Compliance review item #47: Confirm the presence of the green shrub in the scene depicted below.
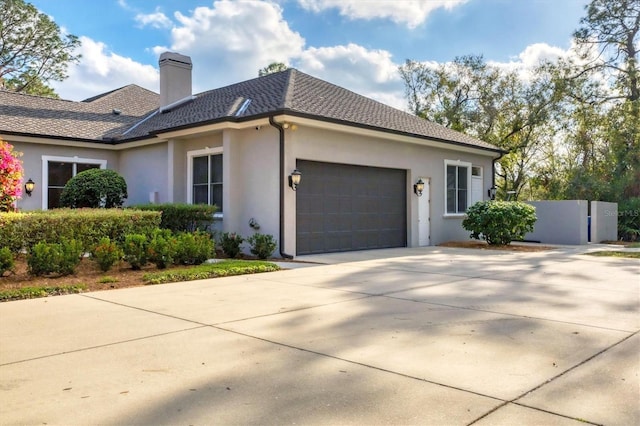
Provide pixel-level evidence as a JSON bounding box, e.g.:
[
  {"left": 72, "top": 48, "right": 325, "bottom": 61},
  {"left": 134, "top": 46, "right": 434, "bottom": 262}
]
[
  {"left": 462, "top": 201, "right": 537, "bottom": 246},
  {"left": 618, "top": 198, "right": 640, "bottom": 242},
  {"left": 91, "top": 237, "right": 123, "bottom": 272},
  {"left": 0, "top": 284, "right": 87, "bottom": 302},
  {"left": 123, "top": 234, "right": 149, "bottom": 270},
  {"left": 175, "top": 231, "right": 215, "bottom": 265},
  {"left": 0, "top": 209, "right": 161, "bottom": 253},
  {"left": 60, "top": 168, "right": 127, "bottom": 208},
  {"left": 148, "top": 229, "right": 177, "bottom": 269},
  {"left": 27, "top": 239, "right": 83, "bottom": 277},
  {"left": 220, "top": 232, "right": 244, "bottom": 258},
  {"left": 246, "top": 233, "right": 277, "bottom": 259},
  {"left": 131, "top": 203, "right": 217, "bottom": 232},
  {"left": 143, "top": 260, "right": 280, "bottom": 285},
  {"left": 0, "top": 247, "right": 15, "bottom": 275}
]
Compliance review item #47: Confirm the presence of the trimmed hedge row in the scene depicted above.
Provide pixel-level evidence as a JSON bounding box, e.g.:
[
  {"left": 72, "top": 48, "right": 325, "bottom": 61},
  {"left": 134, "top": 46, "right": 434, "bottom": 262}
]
[
  {"left": 0, "top": 209, "right": 161, "bottom": 253},
  {"left": 130, "top": 203, "right": 217, "bottom": 233}
]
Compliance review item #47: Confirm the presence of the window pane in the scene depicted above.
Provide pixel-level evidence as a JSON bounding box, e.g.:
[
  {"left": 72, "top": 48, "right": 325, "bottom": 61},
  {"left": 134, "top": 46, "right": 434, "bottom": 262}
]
[
  {"left": 210, "top": 154, "right": 223, "bottom": 183},
  {"left": 458, "top": 166, "right": 468, "bottom": 190},
  {"left": 447, "top": 189, "right": 456, "bottom": 213},
  {"left": 48, "top": 188, "right": 64, "bottom": 209},
  {"left": 458, "top": 189, "right": 468, "bottom": 212},
  {"left": 193, "top": 156, "right": 208, "bottom": 184},
  {"left": 48, "top": 162, "right": 73, "bottom": 186},
  {"left": 193, "top": 184, "right": 208, "bottom": 204},
  {"left": 446, "top": 165, "right": 456, "bottom": 190},
  {"left": 77, "top": 163, "right": 100, "bottom": 174},
  {"left": 211, "top": 183, "right": 223, "bottom": 212}
]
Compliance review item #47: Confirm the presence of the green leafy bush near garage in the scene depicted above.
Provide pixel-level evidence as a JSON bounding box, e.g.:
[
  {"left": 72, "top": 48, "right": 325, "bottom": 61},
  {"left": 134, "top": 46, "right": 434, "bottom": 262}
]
[{"left": 463, "top": 201, "right": 537, "bottom": 246}]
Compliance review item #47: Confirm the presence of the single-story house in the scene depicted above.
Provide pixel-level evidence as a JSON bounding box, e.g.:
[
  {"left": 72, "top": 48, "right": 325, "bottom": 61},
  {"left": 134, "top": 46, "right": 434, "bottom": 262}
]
[{"left": 1, "top": 52, "right": 502, "bottom": 256}]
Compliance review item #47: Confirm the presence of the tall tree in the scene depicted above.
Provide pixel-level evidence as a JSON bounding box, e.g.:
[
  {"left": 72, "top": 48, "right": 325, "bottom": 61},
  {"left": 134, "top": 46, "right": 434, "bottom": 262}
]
[
  {"left": 0, "top": 0, "right": 80, "bottom": 97},
  {"left": 574, "top": 0, "right": 640, "bottom": 102},
  {"left": 399, "top": 55, "right": 561, "bottom": 200},
  {"left": 570, "top": 0, "right": 640, "bottom": 199}
]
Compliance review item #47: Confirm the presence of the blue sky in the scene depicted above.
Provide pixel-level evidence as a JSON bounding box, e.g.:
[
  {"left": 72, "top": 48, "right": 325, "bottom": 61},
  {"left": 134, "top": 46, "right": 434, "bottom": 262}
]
[{"left": 28, "top": 0, "right": 589, "bottom": 109}]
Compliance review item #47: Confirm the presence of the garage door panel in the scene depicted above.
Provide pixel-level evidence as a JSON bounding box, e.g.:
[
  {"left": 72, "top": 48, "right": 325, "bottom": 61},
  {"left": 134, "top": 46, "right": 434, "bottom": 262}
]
[{"left": 297, "top": 160, "right": 407, "bottom": 255}]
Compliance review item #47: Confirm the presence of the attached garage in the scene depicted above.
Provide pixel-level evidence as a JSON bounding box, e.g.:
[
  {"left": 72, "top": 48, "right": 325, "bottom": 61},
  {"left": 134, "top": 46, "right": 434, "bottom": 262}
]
[{"left": 296, "top": 160, "right": 407, "bottom": 255}]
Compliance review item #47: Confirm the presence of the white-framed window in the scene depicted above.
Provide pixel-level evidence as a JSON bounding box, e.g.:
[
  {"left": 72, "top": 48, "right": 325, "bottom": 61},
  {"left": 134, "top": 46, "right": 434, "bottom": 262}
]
[
  {"left": 187, "top": 147, "right": 223, "bottom": 212},
  {"left": 445, "top": 159, "right": 472, "bottom": 215},
  {"left": 42, "top": 155, "right": 107, "bottom": 209}
]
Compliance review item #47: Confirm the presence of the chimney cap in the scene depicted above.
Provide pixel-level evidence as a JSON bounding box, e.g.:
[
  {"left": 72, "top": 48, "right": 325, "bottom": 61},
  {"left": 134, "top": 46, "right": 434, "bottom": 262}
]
[{"left": 159, "top": 52, "right": 192, "bottom": 68}]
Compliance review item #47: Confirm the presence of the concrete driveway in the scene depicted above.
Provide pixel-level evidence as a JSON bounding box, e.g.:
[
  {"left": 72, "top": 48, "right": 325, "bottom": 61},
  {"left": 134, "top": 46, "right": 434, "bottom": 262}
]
[{"left": 1, "top": 246, "right": 638, "bottom": 425}]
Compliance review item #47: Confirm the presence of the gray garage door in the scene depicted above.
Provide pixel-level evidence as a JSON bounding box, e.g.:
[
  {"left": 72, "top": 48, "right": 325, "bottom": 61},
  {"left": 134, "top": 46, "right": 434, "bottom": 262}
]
[{"left": 296, "top": 160, "right": 407, "bottom": 255}]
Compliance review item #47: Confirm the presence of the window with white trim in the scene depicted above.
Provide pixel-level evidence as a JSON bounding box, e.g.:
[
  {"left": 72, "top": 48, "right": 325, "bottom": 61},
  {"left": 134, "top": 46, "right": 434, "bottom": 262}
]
[
  {"left": 42, "top": 156, "right": 106, "bottom": 209},
  {"left": 445, "top": 160, "right": 472, "bottom": 214},
  {"left": 187, "top": 147, "right": 223, "bottom": 212}
]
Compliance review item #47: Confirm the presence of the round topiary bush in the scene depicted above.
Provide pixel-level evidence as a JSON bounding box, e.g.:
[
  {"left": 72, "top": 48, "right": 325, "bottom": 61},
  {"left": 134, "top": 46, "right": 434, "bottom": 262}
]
[
  {"left": 60, "top": 169, "right": 127, "bottom": 208},
  {"left": 462, "top": 201, "right": 537, "bottom": 245}
]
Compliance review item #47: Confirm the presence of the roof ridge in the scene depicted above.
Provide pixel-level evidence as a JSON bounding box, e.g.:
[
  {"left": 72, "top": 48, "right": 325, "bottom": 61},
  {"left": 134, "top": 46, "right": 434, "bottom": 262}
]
[
  {"left": 282, "top": 68, "right": 296, "bottom": 109},
  {"left": 0, "top": 88, "right": 75, "bottom": 103},
  {"left": 82, "top": 84, "right": 158, "bottom": 103}
]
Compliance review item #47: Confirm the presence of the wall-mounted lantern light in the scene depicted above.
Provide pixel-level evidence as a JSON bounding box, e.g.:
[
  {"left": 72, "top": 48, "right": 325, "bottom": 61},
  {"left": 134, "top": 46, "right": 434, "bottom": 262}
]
[
  {"left": 289, "top": 169, "right": 302, "bottom": 191},
  {"left": 487, "top": 186, "right": 496, "bottom": 200},
  {"left": 24, "top": 179, "right": 35, "bottom": 196},
  {"left": 413, "top": 178, "right": 425, "bottom": 197}
]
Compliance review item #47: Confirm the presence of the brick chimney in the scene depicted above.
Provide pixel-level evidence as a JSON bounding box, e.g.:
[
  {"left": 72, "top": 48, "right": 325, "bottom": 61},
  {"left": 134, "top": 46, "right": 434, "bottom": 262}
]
[{"left": 159, "top": 52, "right": 192, "bottom": 108}]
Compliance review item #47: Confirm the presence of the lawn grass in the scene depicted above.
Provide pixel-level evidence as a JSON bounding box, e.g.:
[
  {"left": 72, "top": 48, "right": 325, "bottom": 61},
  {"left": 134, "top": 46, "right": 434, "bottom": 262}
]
[
  {"left": 585, "top": 251, "right": 640, "bottom": 259},
  {"left": 143, "top": 260, "right": 280, "bottom": 285},
  {"left": 0, "top": 284, "right": 87, "bottom": 302}
]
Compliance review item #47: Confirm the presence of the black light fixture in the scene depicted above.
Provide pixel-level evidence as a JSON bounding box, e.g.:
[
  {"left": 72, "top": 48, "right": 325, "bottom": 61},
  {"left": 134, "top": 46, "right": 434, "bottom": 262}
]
[
  {"left": 488, "top": 186, "right": 497, "bottom": 200},
  {"left": 289, "top": 169, "right": 302, "bottom": 191},
  {"left": 413, "top": 178, "right": 425, "bottom": 197},
  {"left": 24, "top": 179, "right": 35, "bottom": 196}
]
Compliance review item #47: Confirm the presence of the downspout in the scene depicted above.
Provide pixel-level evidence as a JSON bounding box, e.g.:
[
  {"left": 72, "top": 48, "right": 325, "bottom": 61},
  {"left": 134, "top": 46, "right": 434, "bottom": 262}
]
[
  {"left": 491, "top": 150, "right": 506, "bottom": 200},
  {"left": 269, "top": 116, "right": 294, "bottom": 259}
]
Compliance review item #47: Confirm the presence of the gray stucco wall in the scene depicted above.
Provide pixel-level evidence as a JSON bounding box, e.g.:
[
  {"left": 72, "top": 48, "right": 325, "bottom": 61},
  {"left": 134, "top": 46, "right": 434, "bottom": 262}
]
[
  {"left": 10, "top": 141, "right": 119, "bottom": 211},
  {"left": 285, "top": 125, "right": 496, "bottom": 253},
  {"left": 118, "top": 143, "right": 168, "bottom": 206},
  {"left": 525, "top": 200, "right": 589, "bottom": 245},
  {"left": 591, "top": 201, "right": 618, "bottom": 243}
]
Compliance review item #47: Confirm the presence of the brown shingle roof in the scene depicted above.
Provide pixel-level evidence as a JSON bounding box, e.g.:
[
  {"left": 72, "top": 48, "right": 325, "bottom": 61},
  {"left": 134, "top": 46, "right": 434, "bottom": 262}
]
[
  {"left": 0, "top": 85, "right": 158, "bottom": 141},
  {"left": 0, "top": 70, "right": 499, "bottom": 152},
  {"left": 125, "top": 69, "right": 499, "bottom": 151}
]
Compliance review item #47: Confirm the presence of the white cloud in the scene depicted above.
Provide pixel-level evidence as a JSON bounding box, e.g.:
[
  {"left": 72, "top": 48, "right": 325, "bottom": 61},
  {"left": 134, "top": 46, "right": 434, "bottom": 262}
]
[
  {"left": 50, "top": 36, "right": 158, "bottom": 101},
  {"left": 489, "top": 43, "right": 570, "bottom": 75},
  {"left": 297, "top": 0, "right": 468, "bottom": 28},
  {"left": 296, "top": 43, "right": 406, "bottom": 109},
  {"left": 135, "top": 9, "right": 173, "bottom": 29},
  {"left": 153, "top": 0, "right": 305, "bottom": 92}
]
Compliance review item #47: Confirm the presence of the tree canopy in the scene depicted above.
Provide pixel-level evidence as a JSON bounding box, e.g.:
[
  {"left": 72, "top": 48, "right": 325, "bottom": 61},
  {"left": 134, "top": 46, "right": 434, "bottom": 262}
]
[
  {"left": 0, "top": 0, "right": 81, "bottom": 97},
  {"left": 259, "top": 62, "right": 289, "bottom": 77},
  {"left": 400, "top": 0, "right": 639, "bottom": 203}
]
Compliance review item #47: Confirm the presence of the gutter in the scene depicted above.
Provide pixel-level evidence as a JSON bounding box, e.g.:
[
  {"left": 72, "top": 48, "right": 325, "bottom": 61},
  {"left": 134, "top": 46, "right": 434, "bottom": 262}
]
[{"left": 269, "top": 116, "right": 294, "bottom": 259}]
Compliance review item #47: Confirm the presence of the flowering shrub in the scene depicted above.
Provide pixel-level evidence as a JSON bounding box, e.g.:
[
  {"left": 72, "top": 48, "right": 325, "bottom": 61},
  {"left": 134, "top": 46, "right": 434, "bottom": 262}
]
[
  {"left": 0, "top": 139, "right": 24, "bottom": 212},
  {"left": 220, "top": 232, "right": 244, "bottom": 258},
  {"left": 246, "top": 233, "right": 277, "bottom": 259},
  {"left": 91, "top": 237, "right": 123, "bottom": 272}
]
